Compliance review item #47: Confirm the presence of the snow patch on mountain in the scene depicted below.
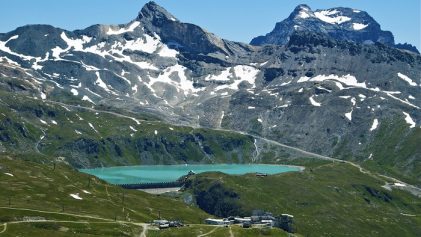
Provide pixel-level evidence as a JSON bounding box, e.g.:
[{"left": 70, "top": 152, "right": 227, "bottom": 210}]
[
  {"left": 215, "top": 66, "right": 259, "bottom": 91},
  {"left": 0, "top": 35, "right": 42, "bottom": 62},
  {"left": 314, "top": 10, "right": 351, "bottom": 24},
  {"left": 205, "top": 68, "right": 232, "bottom": 81},
  {"left": 88, "top": 122, "right": 99, "bottom": 133},
  {"left": 309, "top": 95, "right": 321, "bottom": 107},
  {"left": 61, "top": 32, "right": 92, "bottom": 51},
  {"left": 70, "top": 193, "right": 83, "bottom": 200},
  {"left": 370, "top": 118, "right": 379, "bottom": 131},
  {"left": 82, "top": 95, "right": 95, "bottom": 104},
  {"left": 148, "top": 64, "right": 202, "bottom": 96},
  {"left": 397, "top": 73, "right": 418, "bottom": 86},
  {"left": 70, "top": 88, "right": 78, "bottom": 96},
  {"left": 107, "top": 21, "right": 141, "bottom": 35},
  {"left": 298, "top": 74, "right": 367, "bottom": 88},
  {"left": 345, "top": 109, "right": 353, "bottom": 121},
  {"left": 352, "top": 23, "right": 368, "bottom": 30},
  {"left": 95, "top": 72, "right": 112, "bottom": 93},
  {"left": 402, "top": 112, "right": 416, "bottom": 128}
]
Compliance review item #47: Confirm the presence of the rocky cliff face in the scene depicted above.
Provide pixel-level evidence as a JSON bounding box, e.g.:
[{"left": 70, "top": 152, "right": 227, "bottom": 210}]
[
  {"left": 251, "top": 5, "right": 419, "bottom": 54},
  {"left": 0, "top": 2, "right": 420, "bottom": 181}
]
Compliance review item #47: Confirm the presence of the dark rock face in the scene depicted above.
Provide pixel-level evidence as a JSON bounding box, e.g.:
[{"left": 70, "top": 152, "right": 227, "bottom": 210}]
[{"left": 250, "top": 5, "right": 419, "bottom": 54}]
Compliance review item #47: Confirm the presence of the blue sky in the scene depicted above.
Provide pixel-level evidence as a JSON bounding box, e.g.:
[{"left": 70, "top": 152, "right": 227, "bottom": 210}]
[{"left": 1, "top": 0, "right": 419, "bottom": 48}]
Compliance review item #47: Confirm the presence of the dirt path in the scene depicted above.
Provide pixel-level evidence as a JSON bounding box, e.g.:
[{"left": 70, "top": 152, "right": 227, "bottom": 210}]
[
  {"left": 139, "top": 223, "right": 148, "bottom": 237},
  {"left": 229, "top": 226, "right": 234, "bottom": 237},
  {"left": 0, "top": 206, "right": 113, "bottom": 222},
  {"left": 197, "top": 226, "right": 219, "bottom": 237},
  {"left": 0, "top": 223, "right": 7, "bottom": 234}
]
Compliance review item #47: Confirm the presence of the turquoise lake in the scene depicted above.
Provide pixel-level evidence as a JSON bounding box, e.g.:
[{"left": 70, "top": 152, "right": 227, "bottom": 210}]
[{"left": 80, "top": 164, "right": 301, "bottom": 184}]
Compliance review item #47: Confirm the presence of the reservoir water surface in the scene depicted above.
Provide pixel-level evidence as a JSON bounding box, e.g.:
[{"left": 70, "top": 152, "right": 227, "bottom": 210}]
[{"left": 80, "top": 164, "right": 301, "bottom": 184}]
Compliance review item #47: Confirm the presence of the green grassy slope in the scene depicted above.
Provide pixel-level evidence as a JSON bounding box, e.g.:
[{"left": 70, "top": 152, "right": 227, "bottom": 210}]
[
  {"left": 0, "top": 88, "right": 255, "bottom": 168},
  {"left": 147, "top": 225, "right": 288, "bottom": 237},
  {"left": 0, "top": 157, "right": 208, "bottom": 224},
  {"left": 0, "top": 157, "right": 293, "bottom": 236},
  {"left": 185, "top": 161, "right": 421, "bottom": 237},
  {"left": 363, "top": 118, "right": 421, "bottom": 185}
]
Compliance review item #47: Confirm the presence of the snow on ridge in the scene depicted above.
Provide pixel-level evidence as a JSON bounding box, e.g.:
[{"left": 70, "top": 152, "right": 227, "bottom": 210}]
[
  {"left": 214, "top": 65, "right": 260, "bottom": 91},
  {"left": 121, "top": 33, "right": 178, "bottom": 58},
  {"left": 298, "top": 10, "right": 311, "bottom": 19},
  {"left": 82, "top": 95, "right": 95, "bottom": 104},
  {"left": 148, "top": 64, "right": 203, "bottom": 96},
  {"left": 345, "top": 109, "right": 353, "bottom": 121},
  {"left": 108, "top": 41, "right": 158, "bottom": 70},
  {"left": 61, "top": 32, "right": 92, "bottom": 51},
  {"left": 129, "top": 126, "right": 137, "bottom": 132},
  {"left": 309, "top": 95, "right": 321, "bottom": 107},
  {"left": 107, "top": 21, "right": 141, "bottom": 35},
  {"left": 70, "top": 88, "right": 79, "bottom": 96},
  {"left": 94, "top": 72, "right": 112, "bottom": 93},
  {"left": 352, "top": 23, "right": 368, "bottom": 30},
  {"left": 298, "top": 74, "right": 367, "bottom": 89},
  {"left": 314, "top": 10, "right": 351, "bottom": 24},
  {"left": 402, "top": 112, "right": 416, "bottom": 128},
  {"left": 88, "top": 122, "right": 99, "bottom": 133},
  {"left": 40, "top": 92, "right": 47, "bottom": 100},
  {"left": 0, "top": 35, "right": 41, "bottom": 61},
  {"left": 370, "top": 118, "right": 379, "bottom": 131},
  {"left": 205, "top": 68, "right": 232, "bottom": 81},
  {"left": 397, "top": 73, "right": 418, "bottom": 86}
]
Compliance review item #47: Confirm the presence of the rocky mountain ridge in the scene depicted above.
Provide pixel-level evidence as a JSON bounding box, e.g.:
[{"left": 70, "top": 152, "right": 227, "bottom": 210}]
[
  {"left": 251, "top": 4, "right": 419, "bottom": 54},
  {"left": 0, "top": 2, "right": 420, "bottom": 183}
]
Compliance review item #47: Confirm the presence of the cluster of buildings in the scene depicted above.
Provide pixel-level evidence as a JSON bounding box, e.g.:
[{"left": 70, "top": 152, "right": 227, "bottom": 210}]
[{"left": 205, "top": 213, "right": 294, "bottom": 233}]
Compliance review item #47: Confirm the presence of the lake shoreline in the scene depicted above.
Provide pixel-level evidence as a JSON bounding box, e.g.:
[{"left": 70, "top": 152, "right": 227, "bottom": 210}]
[{"left": 80, "top": 163, "right": 304, "bottom": 185}]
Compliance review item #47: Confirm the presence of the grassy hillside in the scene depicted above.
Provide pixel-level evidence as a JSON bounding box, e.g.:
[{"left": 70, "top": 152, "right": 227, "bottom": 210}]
[
  {"left": 147, "top": 225, "right": 288, "bottom": 237},
  {"left": 0, "top": 157, "right": 208, "bottom": 223},
  {"left": 363, "top": 118, "right": 421, "bottom": 185},
  {"left": 0, "top": 156, "right": 202, "bottom": 236},
  {"left": 185, "top": 160, "right": 421, "bottom": 237},
  {"left": 0, "top": 157, "right": 293, "bottom": 236},
  {"left": 0, "top": 87, "right": 255, "bottom": 168}
]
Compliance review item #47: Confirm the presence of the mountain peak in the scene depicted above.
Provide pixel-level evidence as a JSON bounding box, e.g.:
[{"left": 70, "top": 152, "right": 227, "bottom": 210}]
[
  {"left": 289, "top": 4, "right": 314, "bottom": 19},
  {"left": 250, "top": 4, "right": 403, "bottom": 50},
  {"left": 137, "top": 1, "right": 178, "bottom": 23}
]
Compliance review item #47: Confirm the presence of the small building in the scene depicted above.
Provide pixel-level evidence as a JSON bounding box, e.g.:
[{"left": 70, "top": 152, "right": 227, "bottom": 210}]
[
  {"left": 234, "top": 217, "right": 252, "bottom": 224},
  {"left": 261, "top": 219, "right": 274, "bottom": 227},
  {"left": 153, "top": 219, "right": 170, "bottom": 229},
  {"left": 205, "top": 218, "right": 230, "bottom": 226},
  {"left": 153, "top": 219, "right": 169, "bottom": 225}
]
